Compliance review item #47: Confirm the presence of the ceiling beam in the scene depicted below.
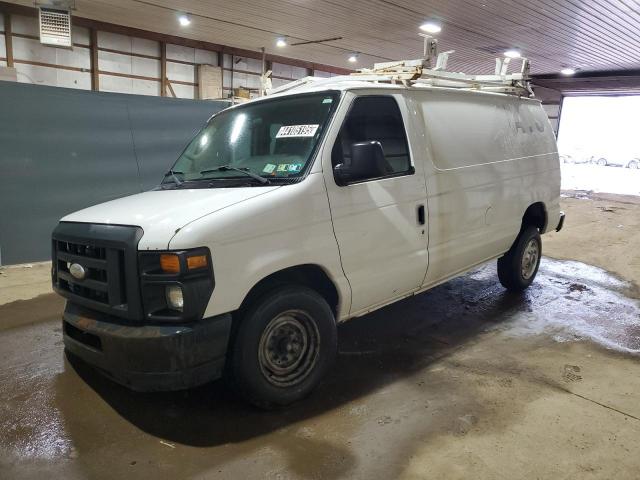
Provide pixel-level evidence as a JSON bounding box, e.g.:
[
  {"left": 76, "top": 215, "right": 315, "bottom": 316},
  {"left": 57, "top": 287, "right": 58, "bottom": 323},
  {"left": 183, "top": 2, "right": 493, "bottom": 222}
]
[{"left": 533, "top": 70, "right": 640, "bottom": 96}]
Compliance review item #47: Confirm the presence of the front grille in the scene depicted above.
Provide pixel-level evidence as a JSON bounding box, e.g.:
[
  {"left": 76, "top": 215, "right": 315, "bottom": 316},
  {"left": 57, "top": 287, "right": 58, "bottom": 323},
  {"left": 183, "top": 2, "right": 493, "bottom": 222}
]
[
  {"left": 52, "top": 222, "right": 143, "bottom": 321},
  {"left": 54, "top": 240, "right": 125, "bottom": 306}
]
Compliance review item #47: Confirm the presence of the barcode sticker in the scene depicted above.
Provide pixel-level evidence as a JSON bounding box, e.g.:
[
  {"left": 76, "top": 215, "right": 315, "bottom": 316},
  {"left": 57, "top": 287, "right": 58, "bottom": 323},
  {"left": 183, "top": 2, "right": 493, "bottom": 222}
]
[{"left": 276, "top": 124, "right": 319, "bottom": 138}]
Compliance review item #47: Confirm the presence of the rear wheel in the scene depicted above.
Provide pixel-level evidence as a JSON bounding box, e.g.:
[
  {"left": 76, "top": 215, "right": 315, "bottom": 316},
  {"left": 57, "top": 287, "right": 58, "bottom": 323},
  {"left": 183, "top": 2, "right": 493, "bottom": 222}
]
[
  {"left": 497, "top": 226, "right": 542, "bottom": 292},
  {"left": 231, "top": 285, "right": 337, "bottom": 408},
  {"left": 628, "top": 160, "right": 639, "bottom": 169}
]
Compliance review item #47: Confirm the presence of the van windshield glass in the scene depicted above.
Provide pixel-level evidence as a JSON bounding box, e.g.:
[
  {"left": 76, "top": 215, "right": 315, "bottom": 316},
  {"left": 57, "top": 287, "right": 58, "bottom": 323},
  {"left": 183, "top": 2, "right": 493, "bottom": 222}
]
[{"left": 169, "top": 92, "right": 339, "bottom": 184}]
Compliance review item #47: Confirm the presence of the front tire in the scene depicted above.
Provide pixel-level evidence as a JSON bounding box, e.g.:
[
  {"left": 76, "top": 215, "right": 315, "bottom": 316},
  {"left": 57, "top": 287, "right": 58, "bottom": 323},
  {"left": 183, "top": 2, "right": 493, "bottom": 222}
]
[
  {"left": 497, "top": 226, "right": 542, "bottom": 292},
  {"left": 628, "top": 160, "right": 639, "bottom": 169},
  {"left": 231, "top": 285, "right": 337, "bottom": 408}
]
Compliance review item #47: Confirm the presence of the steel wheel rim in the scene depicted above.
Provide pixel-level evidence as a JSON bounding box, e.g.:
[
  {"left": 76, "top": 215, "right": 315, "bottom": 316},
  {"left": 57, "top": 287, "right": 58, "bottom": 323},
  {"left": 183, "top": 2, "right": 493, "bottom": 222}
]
[
  {"left": 521, "top": 238, "right": 540, "bottom": 280},
  {"left": 258, "top": 310, "right": 320, "bottom": 387}
]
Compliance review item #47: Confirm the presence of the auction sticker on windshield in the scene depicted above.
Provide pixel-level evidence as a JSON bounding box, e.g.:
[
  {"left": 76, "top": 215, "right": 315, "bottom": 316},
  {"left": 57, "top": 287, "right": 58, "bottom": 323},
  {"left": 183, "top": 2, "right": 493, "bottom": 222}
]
[{"left": 276, "top": 125, "right": 319, "bottom": 138}]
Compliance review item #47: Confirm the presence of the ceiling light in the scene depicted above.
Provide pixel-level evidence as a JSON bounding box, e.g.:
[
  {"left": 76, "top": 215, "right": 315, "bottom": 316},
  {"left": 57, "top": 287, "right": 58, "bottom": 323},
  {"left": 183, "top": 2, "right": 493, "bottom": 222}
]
[
  {"left": 348, "top": 53, "right": 358, "bottom": 63},
  {"left": 504, "top": 50, "right": 522, "bottom": 59},
  {"left": 178, "top": 14, "right": 191, "bottom": 27},
  {"left": 561, "top": 68, "right": 576, "bottom": 76},
  {"left": 419, "top": 22, "right": 442, "bottom": 34},
  {"left": 276, "top": 37, "right": 287, "bottom": 48}
]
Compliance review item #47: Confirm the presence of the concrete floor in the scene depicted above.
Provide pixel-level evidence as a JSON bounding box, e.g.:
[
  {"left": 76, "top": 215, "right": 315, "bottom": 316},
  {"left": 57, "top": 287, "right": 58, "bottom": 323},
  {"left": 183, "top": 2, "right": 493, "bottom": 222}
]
[{"left": 1, "top": 193, "right": 639, "bottom": 480}]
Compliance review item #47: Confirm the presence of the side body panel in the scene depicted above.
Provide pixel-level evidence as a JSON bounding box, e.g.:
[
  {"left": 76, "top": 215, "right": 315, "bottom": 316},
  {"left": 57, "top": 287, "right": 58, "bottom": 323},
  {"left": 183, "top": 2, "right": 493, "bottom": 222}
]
[{"left": 410, "top": 89, "right": 561, "bottom": 288}]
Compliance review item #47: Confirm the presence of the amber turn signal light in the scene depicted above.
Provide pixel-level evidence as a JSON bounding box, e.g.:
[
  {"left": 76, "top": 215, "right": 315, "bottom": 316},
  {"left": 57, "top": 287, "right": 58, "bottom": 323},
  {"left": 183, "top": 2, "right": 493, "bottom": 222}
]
[
  {"left": 160, "top": 254, "right": 181, "bottom": 274},
  {"left": 186, "top": 254, "right": 208, "bottom": 270}
]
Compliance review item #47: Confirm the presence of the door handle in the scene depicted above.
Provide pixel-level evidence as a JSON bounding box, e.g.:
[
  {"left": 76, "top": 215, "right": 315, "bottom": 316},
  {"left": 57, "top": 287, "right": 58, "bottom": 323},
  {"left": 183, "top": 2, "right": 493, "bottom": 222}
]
[{"left": 417, "top": 205, "right": 426, "bottom": 225}]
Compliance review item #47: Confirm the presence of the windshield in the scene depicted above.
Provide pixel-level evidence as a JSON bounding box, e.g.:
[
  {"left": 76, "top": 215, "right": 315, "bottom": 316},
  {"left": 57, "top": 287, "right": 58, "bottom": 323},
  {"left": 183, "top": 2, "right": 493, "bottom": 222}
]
[{"left": 168, "top": 92, "right": 339, "bottom": 185}]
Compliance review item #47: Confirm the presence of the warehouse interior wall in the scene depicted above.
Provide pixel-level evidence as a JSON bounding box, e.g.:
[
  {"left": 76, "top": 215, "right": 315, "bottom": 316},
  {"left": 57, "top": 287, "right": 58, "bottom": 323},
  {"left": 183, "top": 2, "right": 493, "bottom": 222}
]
[
  {"left": 0, "top": 10, "right": 342, "bottom": 99},
  {"left": 0, "top": 81, "right": 228, "bottom": 266},
  {"left": 532, "top": 84, "right": 563, "bottom": 136}
]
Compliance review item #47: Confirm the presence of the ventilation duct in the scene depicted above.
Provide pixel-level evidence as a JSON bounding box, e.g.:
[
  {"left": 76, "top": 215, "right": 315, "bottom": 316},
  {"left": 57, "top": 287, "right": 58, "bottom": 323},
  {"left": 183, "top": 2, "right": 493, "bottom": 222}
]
[{"left": 37, "top": 0, "right": 75, "bottom": 48}]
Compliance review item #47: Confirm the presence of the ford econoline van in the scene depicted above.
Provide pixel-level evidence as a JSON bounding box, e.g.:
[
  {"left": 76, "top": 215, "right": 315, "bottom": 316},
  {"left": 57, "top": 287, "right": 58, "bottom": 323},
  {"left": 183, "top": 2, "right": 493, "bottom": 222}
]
[{"left": 52, "top": 76, "right": 564, "bottom": 407}]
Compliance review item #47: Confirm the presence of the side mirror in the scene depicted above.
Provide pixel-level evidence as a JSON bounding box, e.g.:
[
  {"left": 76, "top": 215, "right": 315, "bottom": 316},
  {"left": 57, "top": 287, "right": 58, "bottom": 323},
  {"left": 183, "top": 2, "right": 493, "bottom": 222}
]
[{"left": 333, "top": 141, "right": 388, "bottom": 185}]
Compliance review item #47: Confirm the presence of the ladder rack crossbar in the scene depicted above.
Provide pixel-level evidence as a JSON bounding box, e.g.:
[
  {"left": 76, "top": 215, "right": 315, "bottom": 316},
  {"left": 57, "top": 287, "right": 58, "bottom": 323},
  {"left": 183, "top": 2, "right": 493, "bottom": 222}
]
[{"left": 266, "top": 38, "right": 534, "bottom": 98}]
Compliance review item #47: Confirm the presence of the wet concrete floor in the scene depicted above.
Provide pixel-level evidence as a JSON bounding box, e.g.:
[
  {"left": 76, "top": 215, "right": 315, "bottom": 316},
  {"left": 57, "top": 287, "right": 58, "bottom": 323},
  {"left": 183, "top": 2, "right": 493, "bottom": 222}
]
[{"left": 1, "top": 258, "right": 639, "bottom": 479}]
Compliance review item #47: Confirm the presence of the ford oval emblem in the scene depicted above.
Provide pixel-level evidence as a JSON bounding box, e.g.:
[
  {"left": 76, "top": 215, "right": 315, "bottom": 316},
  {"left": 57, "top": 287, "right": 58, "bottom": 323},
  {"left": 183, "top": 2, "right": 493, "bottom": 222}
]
[{"left": 69, "top": 263, "right": 87, "bottom": 280}]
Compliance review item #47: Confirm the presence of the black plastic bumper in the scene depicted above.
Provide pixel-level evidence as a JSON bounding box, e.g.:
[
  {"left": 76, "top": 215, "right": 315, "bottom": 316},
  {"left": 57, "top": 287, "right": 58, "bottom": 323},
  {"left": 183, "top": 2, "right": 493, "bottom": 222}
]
[
  {"left": 556, "top": 211, "right": 566, "bottom": 232},
  {"left": 63, "top": 301, "right": 232, "bottom": 392}
]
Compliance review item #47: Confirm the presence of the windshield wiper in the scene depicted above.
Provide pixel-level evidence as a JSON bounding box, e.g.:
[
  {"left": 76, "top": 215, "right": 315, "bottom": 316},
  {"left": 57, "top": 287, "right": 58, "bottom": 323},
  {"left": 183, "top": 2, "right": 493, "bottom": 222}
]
[
  {"left": 163, "top": 169, "right": 184, "bottom": 186},
  {"left": 200, "top": 165, "right": 269, "bottom": 185}
]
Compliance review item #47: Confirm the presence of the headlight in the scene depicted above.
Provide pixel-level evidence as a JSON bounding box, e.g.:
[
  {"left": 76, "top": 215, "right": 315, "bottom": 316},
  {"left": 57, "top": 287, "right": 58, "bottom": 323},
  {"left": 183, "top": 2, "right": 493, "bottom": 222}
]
[
  {"left": 165, "top": 286, "right": 184, "bottom": 311},
  {"left": 139, "top": 248, "right": 214, "bottom": 322}
]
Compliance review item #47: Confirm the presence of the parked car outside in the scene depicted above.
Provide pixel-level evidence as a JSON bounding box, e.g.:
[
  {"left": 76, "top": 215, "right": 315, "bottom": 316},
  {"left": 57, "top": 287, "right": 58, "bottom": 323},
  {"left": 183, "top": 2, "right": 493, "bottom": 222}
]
[
  {"left": 558, "top": 148, "right": 591, "bottom": 164},
  {"left": 589, "top": 151, "right": 640, "bottom": 168}
]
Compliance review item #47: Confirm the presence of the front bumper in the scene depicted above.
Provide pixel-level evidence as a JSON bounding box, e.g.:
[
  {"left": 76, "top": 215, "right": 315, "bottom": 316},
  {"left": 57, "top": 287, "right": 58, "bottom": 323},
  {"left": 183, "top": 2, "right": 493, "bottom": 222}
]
[{"left": 63, "top": 301, "right": 232, "bottom": 391}]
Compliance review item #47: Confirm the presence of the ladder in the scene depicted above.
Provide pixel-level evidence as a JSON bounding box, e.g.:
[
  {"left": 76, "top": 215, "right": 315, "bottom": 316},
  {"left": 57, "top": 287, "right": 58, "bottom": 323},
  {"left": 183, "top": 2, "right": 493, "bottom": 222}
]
[{"left": 267, "top": 36, "right": 534, "bottom": 98}]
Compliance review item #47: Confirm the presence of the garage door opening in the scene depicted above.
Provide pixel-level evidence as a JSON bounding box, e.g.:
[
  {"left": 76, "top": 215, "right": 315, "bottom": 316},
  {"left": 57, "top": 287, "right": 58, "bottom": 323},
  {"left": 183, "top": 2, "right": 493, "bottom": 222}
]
[{"left": 558, "top": 96, "right": 640, "bottom": 196}]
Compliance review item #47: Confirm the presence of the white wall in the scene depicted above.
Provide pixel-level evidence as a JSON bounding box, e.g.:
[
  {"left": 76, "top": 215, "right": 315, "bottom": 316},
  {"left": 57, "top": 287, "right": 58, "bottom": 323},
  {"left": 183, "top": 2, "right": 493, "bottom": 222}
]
[
  {"left": 314, "top": 70, "right": 339, "bottom": 78},
  {"left": 9, "top": 14, "right": 90, "bottom": 89},
  {"left": 223, "top": 53, "right": 263, "bottom": 93},
  {"left": 98, "top": 31, "right": 161, "bottom": 95},
  {"left": 3, "top": 14, "right": 220, "bottom": 99},
  {"left": 1, "top": 13, "right": 343, "bottom": 99}
]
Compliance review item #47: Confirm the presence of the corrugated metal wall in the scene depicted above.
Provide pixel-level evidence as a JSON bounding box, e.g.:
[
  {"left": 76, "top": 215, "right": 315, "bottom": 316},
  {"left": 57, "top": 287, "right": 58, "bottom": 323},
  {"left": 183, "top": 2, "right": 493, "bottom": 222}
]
[{"left": 0, "top": 80, "right": 228, "bottom": 265}]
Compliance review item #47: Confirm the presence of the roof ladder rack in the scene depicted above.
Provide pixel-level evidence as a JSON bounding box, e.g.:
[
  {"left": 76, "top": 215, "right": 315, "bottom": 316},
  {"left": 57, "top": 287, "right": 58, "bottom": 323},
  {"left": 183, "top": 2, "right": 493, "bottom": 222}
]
[{"left": 267, "top": 35, "right": 535, "bottom": 98}]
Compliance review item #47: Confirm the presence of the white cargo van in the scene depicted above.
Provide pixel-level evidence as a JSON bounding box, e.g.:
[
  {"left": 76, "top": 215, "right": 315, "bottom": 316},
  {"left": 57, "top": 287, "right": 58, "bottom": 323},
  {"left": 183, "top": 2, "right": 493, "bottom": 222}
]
[{"left": 52, "top": 69, "right": 564, "bottom": 407}]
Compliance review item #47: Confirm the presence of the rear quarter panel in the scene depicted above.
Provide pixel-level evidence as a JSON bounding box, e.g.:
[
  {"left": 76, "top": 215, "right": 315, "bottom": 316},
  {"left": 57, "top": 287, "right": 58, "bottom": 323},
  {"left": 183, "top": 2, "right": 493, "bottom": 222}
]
[{"left": 411, "top": 89, "right": 560, "bottom": 286}]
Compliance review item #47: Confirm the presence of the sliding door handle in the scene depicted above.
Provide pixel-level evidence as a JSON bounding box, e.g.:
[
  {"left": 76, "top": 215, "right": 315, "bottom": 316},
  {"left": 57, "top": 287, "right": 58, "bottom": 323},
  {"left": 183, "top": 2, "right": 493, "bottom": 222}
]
[{"left": 417, "top": 205, "right": 426, "bottom": 225}]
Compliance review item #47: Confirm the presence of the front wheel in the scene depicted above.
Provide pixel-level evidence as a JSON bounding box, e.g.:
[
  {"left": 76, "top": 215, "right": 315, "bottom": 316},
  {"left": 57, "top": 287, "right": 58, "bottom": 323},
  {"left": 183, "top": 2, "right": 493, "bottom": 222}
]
[
  {"left": 231, "top": 285, "right": 337, "bottom": 408},
  {"left": 497, "top": 226, "right": 542, "bottom": 292},
  {"left": 596, "top": 158, "right": 607, "bottom": 166},
  {"left": 628, "top": 160, "right": 639, "bottom": 169}
]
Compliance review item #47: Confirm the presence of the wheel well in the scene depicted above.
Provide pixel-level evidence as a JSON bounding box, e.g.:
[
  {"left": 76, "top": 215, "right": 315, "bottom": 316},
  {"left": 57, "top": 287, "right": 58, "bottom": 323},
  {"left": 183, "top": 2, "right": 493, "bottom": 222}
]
[
  {"left": 239, "top": 265, "right": 340, "bottom": 317},
  {"left": 522, "top": 202, "right": 547, "bottom": 232}
]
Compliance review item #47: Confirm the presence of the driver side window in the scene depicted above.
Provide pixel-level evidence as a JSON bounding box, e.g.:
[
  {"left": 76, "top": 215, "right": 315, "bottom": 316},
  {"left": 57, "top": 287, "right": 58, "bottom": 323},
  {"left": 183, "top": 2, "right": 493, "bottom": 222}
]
[{"left": 331, "top": 96, "right": 412, "bottom": 184}]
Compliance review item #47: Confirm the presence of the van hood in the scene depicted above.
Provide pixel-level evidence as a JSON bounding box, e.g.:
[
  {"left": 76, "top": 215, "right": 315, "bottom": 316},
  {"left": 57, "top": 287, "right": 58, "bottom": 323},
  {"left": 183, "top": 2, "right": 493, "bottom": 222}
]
[{"left": 61, "top": 187, "right": 280, "bottom": 249}]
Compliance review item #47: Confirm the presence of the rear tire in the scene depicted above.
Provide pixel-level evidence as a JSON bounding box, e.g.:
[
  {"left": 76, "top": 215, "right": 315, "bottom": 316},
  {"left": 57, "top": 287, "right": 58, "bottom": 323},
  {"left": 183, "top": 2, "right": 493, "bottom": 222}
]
[
  {"left": 231, "top": 285, "right": 337, "bottom": 409},
  {"left": 497, "top": 226, "right": 542, "bottom": 292},
  {"left": 628, "top": 160, "right": 639, "bottom": 169}
]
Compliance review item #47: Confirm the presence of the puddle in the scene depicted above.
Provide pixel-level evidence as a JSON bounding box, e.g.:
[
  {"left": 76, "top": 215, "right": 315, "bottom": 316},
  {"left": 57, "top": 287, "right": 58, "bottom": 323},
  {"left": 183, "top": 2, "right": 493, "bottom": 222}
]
[{"left": 499, "top": 259, "right": 640, "bottom": 355}]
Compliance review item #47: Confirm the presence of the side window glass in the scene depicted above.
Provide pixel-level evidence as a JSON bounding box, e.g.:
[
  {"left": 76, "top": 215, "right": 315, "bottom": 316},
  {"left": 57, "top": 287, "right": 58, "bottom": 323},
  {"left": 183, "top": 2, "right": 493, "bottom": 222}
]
[{"left": 332, "top": 96, "right": 412, "bottom": 184}]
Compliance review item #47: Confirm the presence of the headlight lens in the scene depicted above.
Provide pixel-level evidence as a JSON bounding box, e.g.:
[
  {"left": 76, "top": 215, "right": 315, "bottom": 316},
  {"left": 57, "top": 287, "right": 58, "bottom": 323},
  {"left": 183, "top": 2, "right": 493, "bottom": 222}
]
[{"left": 165, "top": 285, "right": 184, "bottom": 311}]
